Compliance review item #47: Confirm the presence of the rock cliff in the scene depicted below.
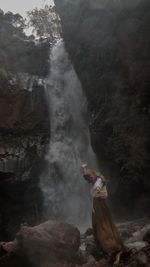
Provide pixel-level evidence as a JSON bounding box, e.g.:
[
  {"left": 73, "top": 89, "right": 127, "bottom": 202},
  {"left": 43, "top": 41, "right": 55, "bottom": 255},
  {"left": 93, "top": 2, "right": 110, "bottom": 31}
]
[
  {"left": 55, "top": 0, "right": 150, "bottom": 215},
  {"left": 0, "top": 10, "right": 50, "bottom": 240}
]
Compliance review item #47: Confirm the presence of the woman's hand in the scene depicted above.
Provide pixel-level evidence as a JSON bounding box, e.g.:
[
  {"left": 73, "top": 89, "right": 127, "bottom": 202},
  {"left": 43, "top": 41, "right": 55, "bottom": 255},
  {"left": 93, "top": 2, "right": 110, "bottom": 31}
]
[
  {"left": 81, "top": 163, "right": 88, "bottom": 168},
  {"left": 95, "top": 188, "right": 101, "bottom": 197},
  {"left": 95, "top": 188, "right": 107, "bottom": 198}
]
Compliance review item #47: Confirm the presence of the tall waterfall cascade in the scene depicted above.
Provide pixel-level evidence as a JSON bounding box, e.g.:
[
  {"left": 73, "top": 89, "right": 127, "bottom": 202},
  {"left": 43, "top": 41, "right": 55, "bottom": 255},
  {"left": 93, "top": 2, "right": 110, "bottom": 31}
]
[{"left": 40, "top": 39, "right": 97, "bottom": 229}]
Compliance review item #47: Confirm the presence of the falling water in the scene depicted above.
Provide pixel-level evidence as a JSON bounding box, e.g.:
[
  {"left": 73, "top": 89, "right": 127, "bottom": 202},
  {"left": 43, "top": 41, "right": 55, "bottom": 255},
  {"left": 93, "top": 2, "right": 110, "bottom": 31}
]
[{"left": 40, "top": 39, "right": 97, "bottom": 229}]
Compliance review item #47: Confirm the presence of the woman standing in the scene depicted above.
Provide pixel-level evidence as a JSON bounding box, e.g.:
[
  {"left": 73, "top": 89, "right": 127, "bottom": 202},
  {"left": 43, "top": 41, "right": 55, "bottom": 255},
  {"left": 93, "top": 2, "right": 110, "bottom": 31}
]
[{"left": 81, "top": 163, "right": 124, "bottom": 265}]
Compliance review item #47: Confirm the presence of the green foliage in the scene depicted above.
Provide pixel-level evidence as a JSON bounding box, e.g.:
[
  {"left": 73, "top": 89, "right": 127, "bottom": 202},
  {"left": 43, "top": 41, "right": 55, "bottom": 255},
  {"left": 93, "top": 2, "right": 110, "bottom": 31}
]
[
  {"left": 27, "top": 5, "right": 61, "bottom": 38},
  {"left": 0, "top": 9, "right": 26, "bottom": 37},
  {"left": 0, "top": 9, "right": 49, "bottom": 83}
]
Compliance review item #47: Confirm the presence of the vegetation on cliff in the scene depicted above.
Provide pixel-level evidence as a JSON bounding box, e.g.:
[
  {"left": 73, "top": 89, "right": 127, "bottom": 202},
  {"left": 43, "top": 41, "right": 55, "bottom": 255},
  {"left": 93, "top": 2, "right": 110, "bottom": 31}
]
[
  {"left": 0, "top": 9, "right": 50, "bottom": 240},
  {"left": 0, "top": 8, "right": 49, "bottom": 88},
  {"left": 27, "top": 5, "right": 61, "bottom": 38}
]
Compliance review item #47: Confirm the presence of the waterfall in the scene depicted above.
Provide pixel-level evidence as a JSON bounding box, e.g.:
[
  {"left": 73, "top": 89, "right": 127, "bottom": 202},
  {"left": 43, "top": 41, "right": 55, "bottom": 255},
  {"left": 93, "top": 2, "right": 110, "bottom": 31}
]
[{"left": 40, "top": 39, "right": 97, "bottom": 229}]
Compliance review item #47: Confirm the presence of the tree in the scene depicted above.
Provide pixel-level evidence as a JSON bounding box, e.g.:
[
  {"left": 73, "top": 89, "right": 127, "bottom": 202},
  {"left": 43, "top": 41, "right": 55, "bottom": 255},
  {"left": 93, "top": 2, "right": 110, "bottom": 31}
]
[
  {"left": 0, "top": 10, "right": 26, "bottom": 39},
  {"left": 27, "top": 5, "right": 61, "bottom": 39},
  {"left": 4, "top": 11, "right": 26, "bottom": 30}
]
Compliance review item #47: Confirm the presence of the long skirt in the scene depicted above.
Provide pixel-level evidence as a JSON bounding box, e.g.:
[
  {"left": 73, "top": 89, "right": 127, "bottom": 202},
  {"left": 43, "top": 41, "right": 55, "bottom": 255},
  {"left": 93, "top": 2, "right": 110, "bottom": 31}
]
[{"left": 92, "top": 197, "right": 123, "bottom": 254}]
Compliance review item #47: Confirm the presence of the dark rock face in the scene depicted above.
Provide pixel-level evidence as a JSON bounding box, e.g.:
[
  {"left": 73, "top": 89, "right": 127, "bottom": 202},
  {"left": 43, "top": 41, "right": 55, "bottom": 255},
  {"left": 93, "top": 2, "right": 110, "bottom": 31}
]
[
  {"left": 0, "top": 84, "right": 49, "bottom": 135},
  {"left": 0, "top": 10, "right": 51, "bottom": 240},
  {"left": 0, "top": 84, "right": 50, "bottom": 240},
  {"left": 55, "top": 0, "right": 150, "bottom": 215},
  {"left": 0, "top": 13, "right": 50, "bottom": 239}
]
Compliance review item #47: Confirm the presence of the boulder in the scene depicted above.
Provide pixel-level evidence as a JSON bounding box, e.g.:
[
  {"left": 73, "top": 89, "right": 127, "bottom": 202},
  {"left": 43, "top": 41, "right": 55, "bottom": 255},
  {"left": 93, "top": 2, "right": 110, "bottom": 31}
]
[
  {"left": 143, "top": 230, "right": 150, "bottom": 244},
  {"left": 15, "top": 220, "right": 80, "bottom": 266},
  {"left": 0, "top": 241, "right": 17, "bottom": 254}
]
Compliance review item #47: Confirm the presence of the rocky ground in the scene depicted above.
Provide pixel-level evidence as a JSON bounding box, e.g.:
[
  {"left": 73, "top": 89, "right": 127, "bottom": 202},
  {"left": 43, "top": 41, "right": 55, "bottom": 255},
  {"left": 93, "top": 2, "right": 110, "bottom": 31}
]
[{"left": 0, "top": 217, "right": 150, "bottom": 267}]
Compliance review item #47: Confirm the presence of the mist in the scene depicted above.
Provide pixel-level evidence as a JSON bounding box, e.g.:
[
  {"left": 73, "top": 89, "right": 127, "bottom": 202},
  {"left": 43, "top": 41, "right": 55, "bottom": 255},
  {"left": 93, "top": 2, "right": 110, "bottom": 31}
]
[{"left": 40, "top": 39, "right": 98, "bottom": 230}]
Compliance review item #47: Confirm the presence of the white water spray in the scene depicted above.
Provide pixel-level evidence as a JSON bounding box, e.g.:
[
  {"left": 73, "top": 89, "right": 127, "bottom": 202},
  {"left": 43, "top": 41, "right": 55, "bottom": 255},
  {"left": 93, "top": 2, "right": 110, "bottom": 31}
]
[{"left": 40, "top": 39, "right": 97, "bottom": 229}]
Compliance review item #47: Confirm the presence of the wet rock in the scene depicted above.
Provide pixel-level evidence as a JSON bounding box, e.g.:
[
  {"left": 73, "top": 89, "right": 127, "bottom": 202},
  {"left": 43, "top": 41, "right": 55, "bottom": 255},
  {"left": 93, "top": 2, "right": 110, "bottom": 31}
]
[
  {"left": 80, "top": 229, "right": 104, "bottom": 261},
  {"left": 84, "top": 228, "right": 93, "bottom": 237},
  {"left": 118, "top": 218, "right": 150, "bottom": 250},
  {"left": 37, "top": 260, "right": 108, "bottom": 267},
  {"left": 80, "top": 258, "right": 108, "bottom": 267},
  {"left": 48, "top": 259, "right": 108, "bottom": 267},
  {"left": 0, "top": 241, "right": 17, "bottom": 254},
  {"left": 75, "top": 249, "right": 94, "bottom": 264},
  {"left": 16, "top": 220, "right": 80, "bottom": 265},
  {"left": 143, "top": 230, "right": 150, "bottom": 244}
]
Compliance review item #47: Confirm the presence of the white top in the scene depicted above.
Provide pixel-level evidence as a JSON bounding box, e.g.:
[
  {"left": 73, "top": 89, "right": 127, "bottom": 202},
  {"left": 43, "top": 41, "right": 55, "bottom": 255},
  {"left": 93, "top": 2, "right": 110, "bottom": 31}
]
[{"left": 91, "top": 177, "right": 108, "bottom": 198}]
